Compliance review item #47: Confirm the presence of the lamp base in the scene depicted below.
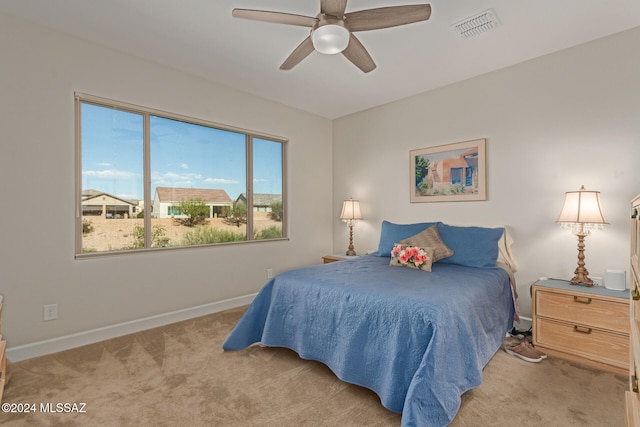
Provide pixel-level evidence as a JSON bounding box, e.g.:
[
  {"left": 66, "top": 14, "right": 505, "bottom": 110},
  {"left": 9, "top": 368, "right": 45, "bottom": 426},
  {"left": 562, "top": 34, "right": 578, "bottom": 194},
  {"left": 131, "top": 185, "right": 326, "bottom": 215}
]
[
  {"left": 345, "top": 223, "right": 356, "bottom": 256},
  {"left": 570, "top": 275, "right": 594, "bottom": 287},
  {"left": 569, "top": 232, "right": 593, "bottom": 287}
]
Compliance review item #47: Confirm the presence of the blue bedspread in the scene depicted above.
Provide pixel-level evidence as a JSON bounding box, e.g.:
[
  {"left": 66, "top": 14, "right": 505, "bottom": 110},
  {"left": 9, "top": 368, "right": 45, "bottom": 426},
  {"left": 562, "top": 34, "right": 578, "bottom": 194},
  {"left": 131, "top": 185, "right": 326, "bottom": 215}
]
[{"left": 223, "top": 255, "right": 514, "bottom": 426}]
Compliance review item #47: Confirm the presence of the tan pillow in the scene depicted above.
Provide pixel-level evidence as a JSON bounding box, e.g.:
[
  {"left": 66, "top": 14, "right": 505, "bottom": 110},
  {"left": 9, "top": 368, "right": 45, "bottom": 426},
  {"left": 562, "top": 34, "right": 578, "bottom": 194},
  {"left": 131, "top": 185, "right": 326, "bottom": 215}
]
[
  {"left": 389, "top": 244, "right": 435, "bottom": 272},
  {"left": 399, "top": 225, "right": 454, "bottom": 262}
]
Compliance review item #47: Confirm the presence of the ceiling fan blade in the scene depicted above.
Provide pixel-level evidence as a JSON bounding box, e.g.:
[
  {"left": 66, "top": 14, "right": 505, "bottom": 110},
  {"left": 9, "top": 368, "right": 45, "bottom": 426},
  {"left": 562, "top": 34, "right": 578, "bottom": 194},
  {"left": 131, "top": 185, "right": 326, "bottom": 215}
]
[
  {"left": 320, "top": 0, "right": 348, "bottom": 17},
  {"left": 232, "top": 9, "right": 316, "bottom": 27},
  {"left": 280, "top": 37, "right": 315, "bottom": 70},
  {"left": 342, "top": 34, "right": 376, "bottom": 73},
  {"left": 346, "top": 4, "right": 431, "bottom": 32}
]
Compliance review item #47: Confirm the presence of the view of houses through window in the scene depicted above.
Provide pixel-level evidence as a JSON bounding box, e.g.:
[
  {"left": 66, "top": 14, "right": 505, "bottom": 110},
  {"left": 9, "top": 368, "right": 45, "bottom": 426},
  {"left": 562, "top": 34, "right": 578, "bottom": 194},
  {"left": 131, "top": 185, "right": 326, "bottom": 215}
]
[{"left": 76, "top": 94, "right": 285, "bottom": 255}]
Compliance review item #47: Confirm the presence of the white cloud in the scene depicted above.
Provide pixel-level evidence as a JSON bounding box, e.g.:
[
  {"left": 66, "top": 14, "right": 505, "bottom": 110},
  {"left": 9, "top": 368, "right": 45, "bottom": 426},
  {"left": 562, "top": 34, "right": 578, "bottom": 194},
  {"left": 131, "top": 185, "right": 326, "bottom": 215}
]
[
  {"left": 160, "top": 171, "right": 203, "bottom": 180},
  {"left": 204, "top": 177, "right": 240, "bottom": 185},
  {"left": 83, "top": 169, "right": 136, "bottom": 178},
  {"left": 151, "top": 171, "right": 214, "bottom": 187}
]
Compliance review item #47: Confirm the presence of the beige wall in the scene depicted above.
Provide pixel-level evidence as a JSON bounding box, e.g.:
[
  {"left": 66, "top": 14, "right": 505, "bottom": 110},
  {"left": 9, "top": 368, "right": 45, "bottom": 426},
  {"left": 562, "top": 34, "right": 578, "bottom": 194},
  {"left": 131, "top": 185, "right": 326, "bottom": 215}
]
[
  {"left": 332, "top": 26, "right": 640, "bottom": 320},
  {"left": 0, "top": 13, "right": 333, "bottom": 355},
  {"left": 3, "top": 10, "right": 638, "bottom": 357}
]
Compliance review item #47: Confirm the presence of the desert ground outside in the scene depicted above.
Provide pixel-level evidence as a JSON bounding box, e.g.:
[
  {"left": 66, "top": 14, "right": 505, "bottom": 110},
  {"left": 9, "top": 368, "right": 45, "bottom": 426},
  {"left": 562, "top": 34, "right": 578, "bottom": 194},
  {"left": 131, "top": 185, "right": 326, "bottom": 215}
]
[{"left": 82, "top": 211, "right": 281, "bottom": 252}]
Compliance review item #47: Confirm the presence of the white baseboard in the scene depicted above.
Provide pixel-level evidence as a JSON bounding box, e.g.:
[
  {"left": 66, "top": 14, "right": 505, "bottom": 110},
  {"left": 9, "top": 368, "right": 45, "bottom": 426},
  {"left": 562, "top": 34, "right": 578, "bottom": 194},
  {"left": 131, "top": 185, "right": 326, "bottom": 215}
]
[
  {"left": 515, "top": 316, "right": 532, "bottom": 329},
  {"left": 6, "top": 294, "right": 256, "bottom": 362}
]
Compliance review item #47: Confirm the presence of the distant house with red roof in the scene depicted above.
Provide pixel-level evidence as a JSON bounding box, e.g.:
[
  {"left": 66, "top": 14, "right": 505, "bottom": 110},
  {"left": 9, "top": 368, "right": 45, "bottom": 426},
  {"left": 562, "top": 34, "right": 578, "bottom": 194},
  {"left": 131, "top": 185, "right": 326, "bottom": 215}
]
[{"left": 153, "top": 187, "right": 232, "bottom": 218}]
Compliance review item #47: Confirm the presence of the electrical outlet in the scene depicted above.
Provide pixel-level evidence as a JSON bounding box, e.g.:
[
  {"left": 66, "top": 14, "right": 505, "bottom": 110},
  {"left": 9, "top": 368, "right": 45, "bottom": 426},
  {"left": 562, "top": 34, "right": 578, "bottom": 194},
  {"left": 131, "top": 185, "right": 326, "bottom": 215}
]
[
  {"left": 44, "top": 303, "right": 58, "bottom": 321},
  {"left": 267, "top": 268, "right": 273, "bottom": 279},
  {"left": 591, "top": 276, "right": 603, "bottom": 287}
]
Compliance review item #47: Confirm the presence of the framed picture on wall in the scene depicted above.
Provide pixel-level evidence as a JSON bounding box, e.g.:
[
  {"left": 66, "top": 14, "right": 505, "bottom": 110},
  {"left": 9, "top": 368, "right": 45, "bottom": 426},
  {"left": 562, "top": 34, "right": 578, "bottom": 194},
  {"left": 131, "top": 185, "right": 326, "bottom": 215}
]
[{"left": 410, "top": 138, "right": 486, "bottom": 203}]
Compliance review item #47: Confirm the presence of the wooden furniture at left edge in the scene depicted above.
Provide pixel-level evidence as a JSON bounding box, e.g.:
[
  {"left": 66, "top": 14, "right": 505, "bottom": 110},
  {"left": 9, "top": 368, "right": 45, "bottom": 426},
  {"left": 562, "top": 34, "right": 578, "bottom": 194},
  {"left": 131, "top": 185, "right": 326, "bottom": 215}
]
[
  {"left": 0, "top": 295, "right": 6, "bottom": 403},
  {"left": 627, "top": 195, "right": 640, "bottom": 426}
]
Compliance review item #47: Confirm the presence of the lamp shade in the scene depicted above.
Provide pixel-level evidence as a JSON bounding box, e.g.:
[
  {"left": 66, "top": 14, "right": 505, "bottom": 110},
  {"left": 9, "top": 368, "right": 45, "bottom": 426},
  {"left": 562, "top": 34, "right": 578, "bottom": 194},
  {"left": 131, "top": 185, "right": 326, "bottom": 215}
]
[
  {"left": 556, "top": 185, "right": 607, "bottom": 224},
  {"left": 311, "top": 23, "right": 349, "bottom": 54},
  {"left": 340, "top": 198, "right": 362, "bottom": 221}
]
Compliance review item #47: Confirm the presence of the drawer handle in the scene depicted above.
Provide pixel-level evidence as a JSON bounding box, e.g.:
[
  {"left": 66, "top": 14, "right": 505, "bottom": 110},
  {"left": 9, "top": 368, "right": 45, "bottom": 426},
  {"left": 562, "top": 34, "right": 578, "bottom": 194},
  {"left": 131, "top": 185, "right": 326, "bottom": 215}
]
[
  {"left": 573, "top": 296, "right": 592, "bottom": 304},
  {"left": 573, "top": 325, "right": 592, "bottom": 334},
  {"left": 633, "top": 285, "right": 640, "bottom": 301},
  {"left": 633, "top": 374, "right": 639, "bottom": 393}
]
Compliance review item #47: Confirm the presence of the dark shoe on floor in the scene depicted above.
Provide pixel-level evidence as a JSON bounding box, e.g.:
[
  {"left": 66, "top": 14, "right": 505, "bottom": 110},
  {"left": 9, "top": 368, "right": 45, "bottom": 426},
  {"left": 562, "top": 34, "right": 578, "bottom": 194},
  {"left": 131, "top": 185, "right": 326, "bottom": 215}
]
[{"left": 509, "top": 327, "right": 533, "bottom": 339}]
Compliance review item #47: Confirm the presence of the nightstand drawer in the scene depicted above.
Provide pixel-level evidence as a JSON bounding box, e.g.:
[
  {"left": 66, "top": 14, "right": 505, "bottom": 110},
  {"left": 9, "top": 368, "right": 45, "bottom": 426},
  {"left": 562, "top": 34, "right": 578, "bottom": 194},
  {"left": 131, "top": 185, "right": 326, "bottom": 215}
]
[
  {"left": 536, "top": 289, "right": 629, "bottom": 334},
  {"left": 536, "top": 317, "right": 629, "bottom": 368}
]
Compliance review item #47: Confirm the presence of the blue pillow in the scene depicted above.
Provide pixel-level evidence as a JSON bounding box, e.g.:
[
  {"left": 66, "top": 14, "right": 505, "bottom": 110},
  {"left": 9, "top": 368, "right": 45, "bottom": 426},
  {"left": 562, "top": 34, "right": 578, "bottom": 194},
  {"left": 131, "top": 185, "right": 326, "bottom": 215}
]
[
  {"left": 436, "top": 223, "right": 504, "bottom": 268},
  {"left": 375, "top": 220, "right": 439, "bottom": 256}
]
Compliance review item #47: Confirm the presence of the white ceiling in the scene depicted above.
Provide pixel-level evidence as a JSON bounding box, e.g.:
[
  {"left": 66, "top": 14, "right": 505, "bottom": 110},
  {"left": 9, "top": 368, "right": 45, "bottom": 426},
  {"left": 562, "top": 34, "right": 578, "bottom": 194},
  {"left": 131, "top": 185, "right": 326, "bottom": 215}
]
[{"left": 2, "top": 0, "right": 639, "bottom": 119}]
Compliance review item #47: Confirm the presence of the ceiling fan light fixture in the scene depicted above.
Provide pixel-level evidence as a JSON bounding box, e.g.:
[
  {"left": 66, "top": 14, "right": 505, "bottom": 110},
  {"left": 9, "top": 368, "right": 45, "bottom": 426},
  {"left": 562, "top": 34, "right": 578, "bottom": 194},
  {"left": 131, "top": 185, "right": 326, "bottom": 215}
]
[
  {"left": 233, "top": 2, "right": 433, "bottom": 71},
  {"left": 311, "top": 20, "right": 349, "bottom": 54}
]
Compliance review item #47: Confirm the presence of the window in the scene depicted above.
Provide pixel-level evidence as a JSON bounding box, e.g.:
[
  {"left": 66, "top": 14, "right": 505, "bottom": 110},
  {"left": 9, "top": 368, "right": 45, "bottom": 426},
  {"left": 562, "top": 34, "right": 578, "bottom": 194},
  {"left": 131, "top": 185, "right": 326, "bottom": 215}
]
[{"left": 76, "top": 93, "right": 286, "bottom": 256}]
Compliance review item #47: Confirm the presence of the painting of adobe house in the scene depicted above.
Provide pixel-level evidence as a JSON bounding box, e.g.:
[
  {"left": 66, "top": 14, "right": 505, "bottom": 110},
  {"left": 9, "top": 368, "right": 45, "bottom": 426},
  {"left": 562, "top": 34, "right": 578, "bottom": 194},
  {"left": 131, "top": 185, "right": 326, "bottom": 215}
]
[{"left": 410, "top": 138, "right": 486, "bottom": 202}]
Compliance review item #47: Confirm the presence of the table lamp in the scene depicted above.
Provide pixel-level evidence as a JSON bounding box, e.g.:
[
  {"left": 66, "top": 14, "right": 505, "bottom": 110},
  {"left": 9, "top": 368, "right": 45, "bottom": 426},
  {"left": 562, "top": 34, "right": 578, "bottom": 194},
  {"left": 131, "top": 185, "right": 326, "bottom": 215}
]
[
  {"left": 556, "top": 185, "right": 607, "bottom": 286},
  {"left": 340, "top": 198, "right": 362, "bottom": 256}
]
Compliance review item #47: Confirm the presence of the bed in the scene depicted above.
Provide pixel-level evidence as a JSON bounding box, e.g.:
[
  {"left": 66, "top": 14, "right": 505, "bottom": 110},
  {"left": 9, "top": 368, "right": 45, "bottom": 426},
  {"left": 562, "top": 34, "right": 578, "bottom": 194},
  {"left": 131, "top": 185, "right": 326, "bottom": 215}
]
[{"left": 223, "top": 221, "right": 518, "bottom": 427}]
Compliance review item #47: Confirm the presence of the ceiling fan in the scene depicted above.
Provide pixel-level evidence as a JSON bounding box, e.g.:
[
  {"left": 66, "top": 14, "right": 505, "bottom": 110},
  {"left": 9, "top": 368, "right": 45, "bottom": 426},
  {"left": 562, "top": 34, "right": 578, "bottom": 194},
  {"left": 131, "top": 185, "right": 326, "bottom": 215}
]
[{"left": 232, "top": 1, "right": 432, "bottom": 73}]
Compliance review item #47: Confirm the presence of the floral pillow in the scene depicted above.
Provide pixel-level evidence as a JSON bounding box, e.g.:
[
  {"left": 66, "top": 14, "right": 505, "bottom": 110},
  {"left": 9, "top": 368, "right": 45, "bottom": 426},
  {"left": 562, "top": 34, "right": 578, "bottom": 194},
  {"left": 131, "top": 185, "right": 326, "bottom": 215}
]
[{"left": 389, "top": 244, "right": 435, "bottom": 272}]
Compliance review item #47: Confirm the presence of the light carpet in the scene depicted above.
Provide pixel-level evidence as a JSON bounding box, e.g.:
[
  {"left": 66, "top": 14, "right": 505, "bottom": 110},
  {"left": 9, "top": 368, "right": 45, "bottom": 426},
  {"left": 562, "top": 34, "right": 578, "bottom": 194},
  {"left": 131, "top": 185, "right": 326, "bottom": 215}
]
[{"left": 2, "top": 306, "right": 627, "bottom": 426}]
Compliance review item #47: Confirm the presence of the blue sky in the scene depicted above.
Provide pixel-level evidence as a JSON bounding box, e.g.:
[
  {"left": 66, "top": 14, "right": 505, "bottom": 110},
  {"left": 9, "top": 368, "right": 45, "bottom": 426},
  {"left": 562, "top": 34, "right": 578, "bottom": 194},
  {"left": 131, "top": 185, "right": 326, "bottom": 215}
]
[
  {"left": 416, "top": 147, "right": 472, "bottom": 163},
  {"left": 81, "top": 103, "right": 282, "bottom": 201}
]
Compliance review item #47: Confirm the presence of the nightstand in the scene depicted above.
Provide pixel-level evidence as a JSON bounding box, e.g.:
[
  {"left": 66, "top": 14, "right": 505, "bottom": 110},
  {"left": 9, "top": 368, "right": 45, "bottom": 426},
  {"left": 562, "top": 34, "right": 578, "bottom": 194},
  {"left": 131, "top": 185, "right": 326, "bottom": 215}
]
[
  {"left": 322, "top": 254, "right": 360, "bottom": 264},
  {"left": 532, "top": 279, "right": 629, "bottom": 375}
]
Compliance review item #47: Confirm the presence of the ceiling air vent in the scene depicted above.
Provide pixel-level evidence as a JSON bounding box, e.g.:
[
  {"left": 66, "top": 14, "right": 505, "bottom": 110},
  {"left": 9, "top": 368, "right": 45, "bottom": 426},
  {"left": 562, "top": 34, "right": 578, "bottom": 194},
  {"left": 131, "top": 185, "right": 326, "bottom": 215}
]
[{"left": 451, "top": 9, "right": 501, "bottom": 39}]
